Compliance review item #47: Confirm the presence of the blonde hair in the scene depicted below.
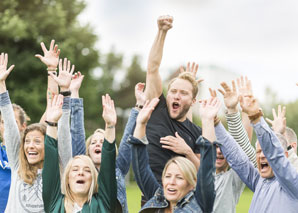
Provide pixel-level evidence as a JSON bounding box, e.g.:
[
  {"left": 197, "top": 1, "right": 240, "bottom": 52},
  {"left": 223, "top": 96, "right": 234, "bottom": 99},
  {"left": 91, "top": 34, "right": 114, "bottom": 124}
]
[
  {"left": 168, "top": 72, "right": 199, "bottom": 98},
  {"left": 86, "top": 129, "right": 105, "bottom": 156},
  {"left": 162, "top": 156, "right": 197, "bottom": 188},
  {"left": 86, "top": 128, "right": 118, "bottom": 157},
  {"left": 62, "top": 155, "right": 98, "bottom": 212},
  {"left": 18, "top": 123, "right": 46, "bottom": 185}
]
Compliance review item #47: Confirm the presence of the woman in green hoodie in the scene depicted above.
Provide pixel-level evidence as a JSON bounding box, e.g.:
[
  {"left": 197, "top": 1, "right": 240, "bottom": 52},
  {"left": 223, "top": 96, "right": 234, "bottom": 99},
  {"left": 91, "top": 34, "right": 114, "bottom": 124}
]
[{"left": 42, "top": 94, "right": 117, "bottom": 213}]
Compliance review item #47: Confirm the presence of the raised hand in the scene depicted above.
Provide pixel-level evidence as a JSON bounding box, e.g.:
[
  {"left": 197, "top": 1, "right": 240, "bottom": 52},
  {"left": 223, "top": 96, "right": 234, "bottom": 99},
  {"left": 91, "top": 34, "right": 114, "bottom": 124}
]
[
  {"left": 46, "top": 94, "right": 63, "bottom": 123},
  {"left": 0, "top": 53, "right": 14, "bottom": 83},
  {"left": 218, "top": 81, "right": 238, "bottom": 114},
  {"left": 48, "top": 58, "right": 75, "bottom": 91},
  {"left": 209, "top": 88, "right": 217, "bottom": 98},
  {"left": 157, "top": 15, "right": 173, "bottom": 31},
  {"left": 237, "top": 76, "right": 253, "bottom": 97},
  {"left": 266, "top": 105, "right": 286, "bottom": 134},
  {"left": 35, "top": 40, "right": 60, "bottom": 69},
  {"left": 239, "top": 95, "right": 259, "bottom": 116},
  {"left": 102, "top": 94, "right": 117, "bottom": 127},
  {"left": 160, "top": 132, "right": 192, "bottom": 155},
  {"left": 135, "top": 82, "right": 146, "bottom": 108},
  {"left": 180, "top": 62, "right": 204, "bottom": 84},
  {"left": 199, "top": 97, "right": 221, "bottom": 121},
  {"left": 69, "top": 72, "right": 84, "bottom": 98},
  {"left": 136, "top": 98, "right": 159, "bottom": 125}
]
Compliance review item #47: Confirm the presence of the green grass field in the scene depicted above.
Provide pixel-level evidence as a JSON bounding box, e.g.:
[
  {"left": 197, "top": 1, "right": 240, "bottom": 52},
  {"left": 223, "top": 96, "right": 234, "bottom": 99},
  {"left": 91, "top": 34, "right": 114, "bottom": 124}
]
[{"left": 126, "top": 183, "right": 253, "bottom": 212}]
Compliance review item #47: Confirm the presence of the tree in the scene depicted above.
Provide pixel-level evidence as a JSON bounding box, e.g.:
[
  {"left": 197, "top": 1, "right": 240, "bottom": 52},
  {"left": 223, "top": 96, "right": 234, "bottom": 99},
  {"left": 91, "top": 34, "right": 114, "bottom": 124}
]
[{"left": 0, "top": 0, "right": 100, "bottom": 124}]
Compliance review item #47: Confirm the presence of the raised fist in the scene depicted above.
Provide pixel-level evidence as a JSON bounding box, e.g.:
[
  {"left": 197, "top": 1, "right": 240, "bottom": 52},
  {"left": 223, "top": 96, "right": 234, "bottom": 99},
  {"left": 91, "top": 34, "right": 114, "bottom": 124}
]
[{"left": 157, "top": 15, "right": 173, "bottom": 31}]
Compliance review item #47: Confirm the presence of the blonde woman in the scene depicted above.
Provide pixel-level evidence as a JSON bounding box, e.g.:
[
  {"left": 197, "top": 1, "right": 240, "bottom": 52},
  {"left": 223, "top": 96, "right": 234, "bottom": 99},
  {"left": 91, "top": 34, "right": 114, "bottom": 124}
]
[
  {"left": 130, "top": 97, "right": 219, "bottom": 212},
  {"left": 42, "top": 94, "right": 117, "bottom": 212}
]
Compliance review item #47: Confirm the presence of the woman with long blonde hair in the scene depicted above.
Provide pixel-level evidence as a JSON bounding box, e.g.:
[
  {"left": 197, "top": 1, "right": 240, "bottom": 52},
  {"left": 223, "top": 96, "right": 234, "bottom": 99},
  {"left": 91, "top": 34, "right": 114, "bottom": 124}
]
[{"left": 42, "top": 94, "right": 117, "bottom": 212}]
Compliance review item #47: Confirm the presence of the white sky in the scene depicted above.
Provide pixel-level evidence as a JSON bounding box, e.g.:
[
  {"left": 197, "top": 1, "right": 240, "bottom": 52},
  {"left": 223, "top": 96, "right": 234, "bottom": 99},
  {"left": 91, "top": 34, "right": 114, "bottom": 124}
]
[{"left": 79, "top": 0, "right": 298, "bottom": 103}]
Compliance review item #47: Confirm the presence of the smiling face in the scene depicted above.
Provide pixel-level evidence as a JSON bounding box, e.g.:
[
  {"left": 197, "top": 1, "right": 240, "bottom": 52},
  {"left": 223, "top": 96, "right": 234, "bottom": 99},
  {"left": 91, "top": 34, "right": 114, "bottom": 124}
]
[
  {"left": 88, "top": 132, "right": 105, "bottom": 168},
  {"left": 162, "top": 163, "right": 194, "bottom": 207},
  {"left": 256, "top": 141, "right": 274, "bottom": 179},
  {"left": 215, "top": 146, "right": 229, "bottom": 174},
  {"left": 68, "top": 158, "right": 92, "bottom": 197},
  {"left": 24, "top": 130, "right": 44, "bottom": 169},
  {"left": 166, "top": 78, "right": 195, "bottom": 122}
]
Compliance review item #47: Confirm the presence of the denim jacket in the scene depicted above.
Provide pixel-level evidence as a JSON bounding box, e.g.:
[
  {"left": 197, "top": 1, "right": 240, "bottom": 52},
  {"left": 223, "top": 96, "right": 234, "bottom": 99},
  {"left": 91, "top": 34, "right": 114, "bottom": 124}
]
[
  {"left": 70, "top": 98, "right": 86, "bottom": 156},
  {"left": 128, "top": 135, "right": 217, "bottom": 213},
  {"left": 71, "top": 100, "right": 139, "bottom": 213}
]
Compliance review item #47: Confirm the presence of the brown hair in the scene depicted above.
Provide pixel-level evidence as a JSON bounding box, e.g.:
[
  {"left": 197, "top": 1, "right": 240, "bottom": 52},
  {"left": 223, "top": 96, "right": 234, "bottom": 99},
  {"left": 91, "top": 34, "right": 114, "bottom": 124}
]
[
  {"left": 18, "top": 123, "right": 46, "bottom": 185},
  {"left": 12, "top": 103, "right": 30, "bottom": 125},
  {"left": 167, "top": 72, "right": 199, "bottom": 98}
]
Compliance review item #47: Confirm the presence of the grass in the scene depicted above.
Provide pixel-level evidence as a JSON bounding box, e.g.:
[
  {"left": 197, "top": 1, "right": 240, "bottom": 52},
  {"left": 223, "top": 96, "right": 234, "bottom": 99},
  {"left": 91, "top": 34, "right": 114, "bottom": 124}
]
[{"left": 127, "top": 183, "right": 253, "bottom": 212}]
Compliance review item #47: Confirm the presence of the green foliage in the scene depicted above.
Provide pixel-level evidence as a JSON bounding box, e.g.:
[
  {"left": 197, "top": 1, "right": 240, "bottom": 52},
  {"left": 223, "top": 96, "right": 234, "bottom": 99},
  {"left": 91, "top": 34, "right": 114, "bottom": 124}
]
[{"left": 0, "top": 0, "right": 100, "bottom": 124}]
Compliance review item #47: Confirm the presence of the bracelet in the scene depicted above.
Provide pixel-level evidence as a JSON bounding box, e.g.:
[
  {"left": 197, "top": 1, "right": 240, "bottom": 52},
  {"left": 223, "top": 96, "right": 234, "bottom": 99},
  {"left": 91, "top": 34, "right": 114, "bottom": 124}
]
[
  {"left": 107, "top": 125, "right": 115, "bottom": 129},
  {"left": 59, "top": 91, "right": 71, "bottom": 96},
  {"left": 47, "top": 67, "right": 57, "bottom": 71},
  {"left": 135, "top": 104, "right": 143, "bottom": 109},
  {"left": 248, "top": 109, "right": 263, "bottom": 122},
  {"left": 45, "top": 120, "right": 58, "bottom": 127}
]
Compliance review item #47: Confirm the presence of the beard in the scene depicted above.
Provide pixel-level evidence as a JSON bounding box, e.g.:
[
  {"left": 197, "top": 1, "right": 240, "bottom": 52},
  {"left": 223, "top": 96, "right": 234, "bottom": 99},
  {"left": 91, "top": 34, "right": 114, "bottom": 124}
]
[{"left": 168, "top": 102, "right": 192, "bottom": 121}]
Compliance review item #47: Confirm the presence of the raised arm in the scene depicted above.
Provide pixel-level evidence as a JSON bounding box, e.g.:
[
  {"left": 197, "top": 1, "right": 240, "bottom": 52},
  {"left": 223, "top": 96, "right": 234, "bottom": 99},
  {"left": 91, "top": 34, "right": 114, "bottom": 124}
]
[
  {"left": 241, "top": 96, "right": 298, "bottom": 199},
  {"left": 42, "top": 94, "right": 63, "bottom": 212},
  {"left": 35, "top": 40, "right": 60, "bottom": 124},
  {"left": 98, "top": 94, "right": 117, "bottom": 212},
  {"left": 237, "top": 76, "right": 254, "bottom": 141},
  {"left": 116, "top": 83, "right": 145, "bottom": 175},
  {"left": 218, "top": 80, "right": 257, "bottom": 167},
  {"left": 0, "top": 53, "right": 20, "bottom": 171},
  {"left": 130, "top": 98, "right": 160, "bottom": 200},
  {"left": 144, "top": 15, "right": 173, "bottom": 101},
  {"left": 196, "top": 97, "right": 219, "bottom": 212},
  {"left": 49, "top": 58, "right": 75, "bottom": 169},
  {"left": 70, "top": 72, "right": 86, "bottom": 156}
]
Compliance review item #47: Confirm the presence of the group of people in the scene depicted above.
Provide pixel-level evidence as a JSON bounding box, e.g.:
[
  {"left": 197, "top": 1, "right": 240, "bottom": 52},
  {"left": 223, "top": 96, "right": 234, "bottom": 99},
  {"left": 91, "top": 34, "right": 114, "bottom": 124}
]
[{"left": 0, "top": 15, "right": 298, "bottom": 213}]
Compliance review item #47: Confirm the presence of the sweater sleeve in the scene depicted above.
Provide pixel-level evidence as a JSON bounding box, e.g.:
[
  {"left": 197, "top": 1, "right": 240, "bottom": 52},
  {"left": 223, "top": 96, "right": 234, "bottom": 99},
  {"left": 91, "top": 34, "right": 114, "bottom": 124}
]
[
  {"left": 70, "top": 98, "right": 86, "bottom": 156},
  {"left": 226, "top": 111, "right": 257, "bottom": 167},
  {"left": 116, "top": 108, "right": 138, "bottom": 176},
  {"left": 42, "top": 135, "right": 62, "bottom": 213},
  {"left": 0, "top": 91, "right": 21, "bottom": 171},
  {"left": 98, "top": 139, "right": 117, "bottom": 212},
  {"left": 58, "top": 97, "right": 72, "bottom": 170}
]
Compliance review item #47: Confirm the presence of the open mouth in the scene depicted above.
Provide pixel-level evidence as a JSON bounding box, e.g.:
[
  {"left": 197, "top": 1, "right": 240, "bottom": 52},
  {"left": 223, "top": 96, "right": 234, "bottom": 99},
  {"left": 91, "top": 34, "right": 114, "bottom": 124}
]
[
  {"left": 28, "top": 152, "right": 38, "bottom": 156},
  {"left": 94, "top": 148, "right": 101, "bottom": 155},
  {"left": 172, "top": 102, "right": 180, "bottom": 110},
  {"left": 260, "top": 162, "right": 269, "bottom": 171},
  {"left": 167, "top": 188, "right": 177, "bottom": 194},
  {"left": 76, "top": 180, "right": 85, "bottom": 184}
]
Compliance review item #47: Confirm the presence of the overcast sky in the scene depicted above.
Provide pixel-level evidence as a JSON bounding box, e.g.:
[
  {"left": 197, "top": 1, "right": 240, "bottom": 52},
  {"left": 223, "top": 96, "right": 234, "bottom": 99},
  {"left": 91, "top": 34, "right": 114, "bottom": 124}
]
[{"left": 79, "top": 0, "right": 298, "bottom": 103}]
